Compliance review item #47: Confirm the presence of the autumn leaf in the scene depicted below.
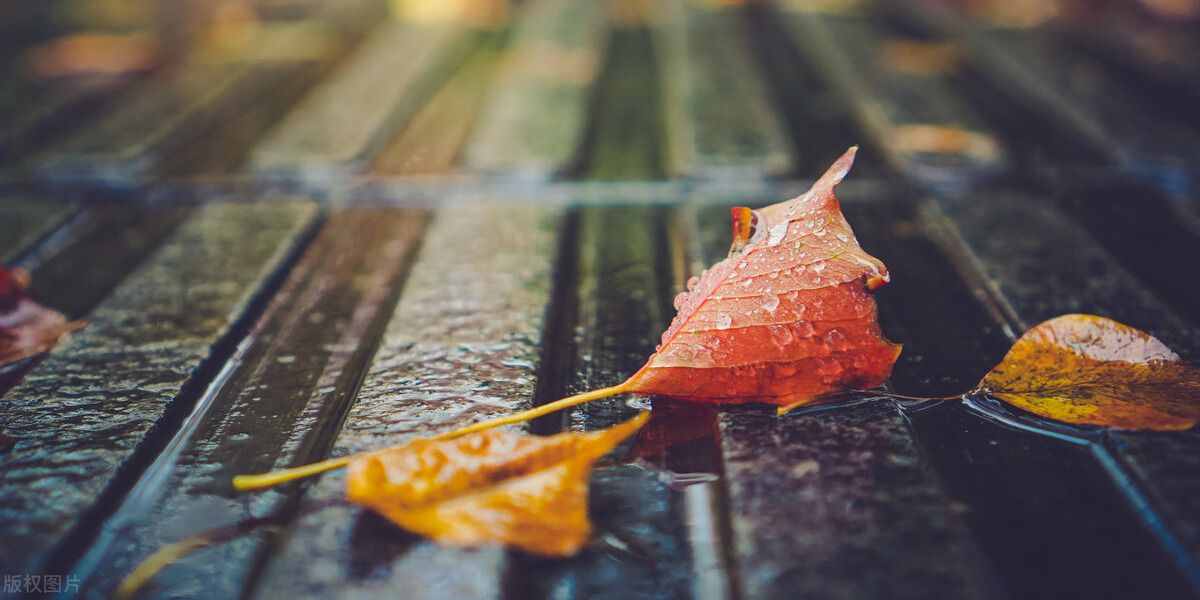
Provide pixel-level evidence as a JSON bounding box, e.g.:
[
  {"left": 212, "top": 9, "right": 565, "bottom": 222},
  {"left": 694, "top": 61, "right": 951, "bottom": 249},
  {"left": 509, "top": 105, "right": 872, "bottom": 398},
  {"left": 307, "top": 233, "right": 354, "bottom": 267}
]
[
  {"left": 232, "top": 147, "right": 902, "bottom": 494},
  {"left": 623, "top": 146, "right": 901, "bottom": 407},
  {"left": 345, "top": 412, "right": 649, "bottom": 556},
  {"left": 0, "top": 266, "right": 83, "bottom": 368},
  {"left": 977, "top": 314, "right": 1200, "bottom": 431}
]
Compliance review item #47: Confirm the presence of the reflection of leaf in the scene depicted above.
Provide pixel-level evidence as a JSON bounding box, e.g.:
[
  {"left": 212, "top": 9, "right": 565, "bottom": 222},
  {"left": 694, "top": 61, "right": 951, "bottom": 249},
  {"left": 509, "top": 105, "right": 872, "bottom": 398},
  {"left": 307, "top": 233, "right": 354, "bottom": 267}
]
[
  {"left": 630, "top": 402, "right": 716, "bottom": 462},
  {"left": 978, "top": 314, "right": 1200, "bottom": 431},
  {"left": 345, "top": 412, "right": 649, "bottom": 556},
  {"left": 625, "top": 147, "right": 901, "bottom": 407},
  {"left": 0, "top": 266, "right": 84, "bottom": 368}
]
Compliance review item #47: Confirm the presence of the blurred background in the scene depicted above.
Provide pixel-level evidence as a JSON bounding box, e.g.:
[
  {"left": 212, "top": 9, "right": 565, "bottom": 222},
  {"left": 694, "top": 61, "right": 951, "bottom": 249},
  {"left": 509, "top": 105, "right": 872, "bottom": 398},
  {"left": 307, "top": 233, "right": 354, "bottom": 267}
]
[{"left": 0, "top": 0, "right": 1197, "bottom": 186}]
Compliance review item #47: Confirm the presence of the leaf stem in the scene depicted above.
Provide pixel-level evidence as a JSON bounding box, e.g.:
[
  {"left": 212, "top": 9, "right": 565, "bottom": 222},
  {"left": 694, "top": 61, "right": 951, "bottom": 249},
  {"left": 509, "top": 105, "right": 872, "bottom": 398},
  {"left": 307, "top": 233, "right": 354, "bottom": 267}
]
[
  {"left": 431, "top": 383, "right": 632, "bottom": 440},
  {"left": 862, "top": 390, "right": 966, "bottom": 402},
  {"left": 232, "top": 382, "right": 633, "bottom": 492},
  {"left": 776, "top": 389, "right": 965, "bottom": 415},
  {"left": 232, "top": 456, "right": 352, "bottom": 492}
]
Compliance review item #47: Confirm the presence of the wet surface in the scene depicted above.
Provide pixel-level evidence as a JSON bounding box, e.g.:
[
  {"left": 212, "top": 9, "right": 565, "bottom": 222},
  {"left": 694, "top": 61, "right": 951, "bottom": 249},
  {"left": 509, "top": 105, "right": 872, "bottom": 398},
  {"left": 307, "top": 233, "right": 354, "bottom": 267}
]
[
  {"left": 71, "top": 209, "right": 426, "bottom": 599},
  {"left": 693, "top": 195, "right": 997, "bottom": 599},
  {"left": 1, "top": 2, "right": 1199, "bottom": 598},
  {"left": 0, "top": 202, "right": 316, "bottom": 575},
  {"left": 465, "top": 0, "right": 606, "bottom": 178},
  {"left": 897, "top": 1, "right": 1200, "bottom": 174},
  {"left": 578, "top": 28, "right": 665, "bottom": 181},
  {"left": 18, "top": 203, "right": 194, "bottom": 320},
  {"left": 513, "top": 204, "right": 695, "bottom": 600},
  {"left": 721, "top": 399, "right": 998, "bottom": 600},
  {"left": 927, "top": 189, "right": 1200, "bottom": 590},
  {"left": 657, "top": 2, "right": 792, "bottom": 179},
  {"left": 0, "top": 199, "right": 77, "bottom": 263},
  {"left": 929, "top": 192, "right": 1200, "bottom": 361},
  {"left": 782, "top": 9, "right": 1004, "bottom": 188},
  {"left": 370, "top": 34, "right": 502, "bottom": 177},
  {"left": 252, "top": 204, "right": 561, "bottom": 600},
  {"left": 251, "top": 24, "right": 470, "bottom": 178}
]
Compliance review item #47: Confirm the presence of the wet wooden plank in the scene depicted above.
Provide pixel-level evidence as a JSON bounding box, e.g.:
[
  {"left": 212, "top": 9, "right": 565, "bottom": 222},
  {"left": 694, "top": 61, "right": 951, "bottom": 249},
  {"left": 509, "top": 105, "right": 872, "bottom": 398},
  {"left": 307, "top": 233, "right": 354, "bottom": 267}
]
[
  {"left": 720, "top": 400, "right": 994, "bottom": 600},
  {"left": 371, "top": 37, "right": 501, "bottom": 176},
  {"left": 924, "top": 191, "right": 1200, "bottom": 591},
  {"left": 0, "top": 199, "right": 77, "bottom": 263},
  {"left": 513, "top": 204, "right": 696, "bottom": 600},
  {"left": 36, "top": 25, "right": 343, "bottom": 182},
  {"left": 464, "top": 0, "right": 606, "bottom": 179},
  {"left": 1042, "top": 177, "right": 1200, "bottom": 330},
  {"left": 925, "top": 193, "right": 1200, "bottom": 357},
  {"left": 687, "top": 195, "right": 999, "bottom": 600},
  {"left": 0, "top": 203, "right": 193, "bottom": 399},
  {"left": 1065, "top": 17, "right": 1200, "bottom": 118},
  {"left": 741, "top": 4, "right": 887, "bottom": 178},
  {"left": 0, "top": 201, "right": 318, "bottom": 576},
  {"left": 16, "top": 203, "right": 195, "bottom": 321},
  {"left": 780, "top": 7, "right": 1004, "bottom": 187},
  {"left": 252, "top": 204, "right": 561, "bottom": 600},
  {"left": 0, "top": 74, "right": 133, "bottom": 164},
  {"left": 583, "top": 27, "right": 664, "bottom": 181},
  {"left": 658, "top": 2, "right": 792, "bottom": 179},
  {"left": 895, "top": 1, "right": 1200, "bottom": 173},
  {"left": 70, "top": 209, "right": 426, "bottom": 599},
  {"left": 845, "top": 197, "right": 1191, "bottom": 599},
  {"left": 36, "top": 66, "right": 252, "bottom": 182},
  {"left": 251, "top": 24, "right": 472, "bottom": 181}
]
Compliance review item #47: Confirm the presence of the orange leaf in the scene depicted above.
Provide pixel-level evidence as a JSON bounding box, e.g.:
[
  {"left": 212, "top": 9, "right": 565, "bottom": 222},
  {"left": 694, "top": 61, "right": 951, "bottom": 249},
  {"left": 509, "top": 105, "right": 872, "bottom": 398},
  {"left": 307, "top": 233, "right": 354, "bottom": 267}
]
[
  {"left": 344, "top": 412, "right": 649, "bottom": 556},
  {"left": 0, "top": 266, "right": 83, "bottom": 368},
  {"left": 624, "top": 147, "right": 901, "bottom": 407},
  {"left": 979, "top": 314, "right": 1200, "bottom": 431}
]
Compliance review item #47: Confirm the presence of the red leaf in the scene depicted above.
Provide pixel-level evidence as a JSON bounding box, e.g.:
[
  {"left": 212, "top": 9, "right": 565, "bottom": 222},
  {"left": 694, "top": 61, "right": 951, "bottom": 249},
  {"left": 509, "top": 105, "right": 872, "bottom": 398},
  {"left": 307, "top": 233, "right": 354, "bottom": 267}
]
[
  {"left": 229, "top": 148, "right": 906, "bottom": 498},
  {"left": 624, "top": 147, "right": 901, "bottom": 406},
  {"left": 0, "top": 266, "right": 83, "bottom": 367}
]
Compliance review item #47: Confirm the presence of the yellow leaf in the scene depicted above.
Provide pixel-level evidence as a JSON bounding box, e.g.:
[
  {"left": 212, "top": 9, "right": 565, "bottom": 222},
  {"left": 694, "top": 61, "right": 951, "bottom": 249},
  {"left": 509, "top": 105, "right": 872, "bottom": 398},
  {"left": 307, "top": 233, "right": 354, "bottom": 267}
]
[
  {"left": 345, "top": 412, "right": 649, "bottom": 556},
  {"left": 979, "top": 314, "right": 1200, "bottom": 430}
]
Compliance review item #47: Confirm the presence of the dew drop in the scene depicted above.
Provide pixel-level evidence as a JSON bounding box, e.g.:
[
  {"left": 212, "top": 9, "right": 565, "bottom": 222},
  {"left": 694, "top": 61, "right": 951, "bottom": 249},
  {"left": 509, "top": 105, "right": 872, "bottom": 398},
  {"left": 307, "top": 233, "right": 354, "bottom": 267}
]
[
  {"left": 813, "top": 228, "right": 827, "bottom": 238},
  {"left": 768, "top": 324, "right": 793, "bottom": 347},
  {"left": 836, "top": 232, "right": 849, "bottom": 243},
  {"left": 715, "top": 313, "right": 733, "bottom": 330},
  {"left": 767, "top": 221, "right": 789, "bottom": 246},
  {"left": 761, "top": 295, "right": 780, "bottom": 313}
]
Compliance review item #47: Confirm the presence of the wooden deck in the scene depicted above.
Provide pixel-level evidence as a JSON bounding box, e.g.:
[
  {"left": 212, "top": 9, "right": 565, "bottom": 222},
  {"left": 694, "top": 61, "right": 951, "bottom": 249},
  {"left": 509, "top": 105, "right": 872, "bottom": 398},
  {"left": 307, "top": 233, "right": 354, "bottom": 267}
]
[{"left": 1, "top": 0, "right": 1199, "bottom": 598}]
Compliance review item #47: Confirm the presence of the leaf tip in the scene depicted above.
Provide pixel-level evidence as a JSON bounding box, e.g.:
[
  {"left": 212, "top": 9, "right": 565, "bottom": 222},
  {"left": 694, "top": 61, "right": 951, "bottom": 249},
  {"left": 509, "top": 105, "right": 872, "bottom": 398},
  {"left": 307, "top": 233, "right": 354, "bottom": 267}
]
[{"left": 815, "top": 146, "right": 859, "bottom": 192}]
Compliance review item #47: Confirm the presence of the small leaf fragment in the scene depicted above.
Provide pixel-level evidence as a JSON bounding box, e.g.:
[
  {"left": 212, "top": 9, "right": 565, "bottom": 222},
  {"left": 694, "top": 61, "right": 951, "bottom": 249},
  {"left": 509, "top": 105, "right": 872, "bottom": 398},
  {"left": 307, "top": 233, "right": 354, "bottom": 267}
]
[
  {"left": 979, "top": 314, "right": 1200, "bottom": 430},
  {"left": 345, "top": 412, "right": 649, "bottom": 556},
  {"left": 0, "top": 266, "right": 84, "bottom": 367}
]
